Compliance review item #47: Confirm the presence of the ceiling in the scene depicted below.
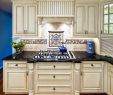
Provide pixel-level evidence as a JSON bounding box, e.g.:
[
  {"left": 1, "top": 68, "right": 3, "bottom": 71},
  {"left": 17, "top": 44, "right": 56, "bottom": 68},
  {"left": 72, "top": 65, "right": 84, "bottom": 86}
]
[{"left": 0, "top": 0, "right": 12, "bottom": 13}]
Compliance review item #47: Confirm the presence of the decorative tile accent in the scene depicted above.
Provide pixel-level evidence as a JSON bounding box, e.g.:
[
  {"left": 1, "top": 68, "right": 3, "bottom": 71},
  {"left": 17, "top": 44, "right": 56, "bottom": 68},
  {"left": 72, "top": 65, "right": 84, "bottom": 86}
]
[
  {"left": 21, "top": 39, "right": 47, "bottom": 44},
  {"left": 65, "top": 39, "right": 87, "bottom": 44},
  {"left": 21, "top": 39, "right": 87, "bottom": 45},
  {"left": 49, "top": 31, "right": 64, "bottom": 47}
]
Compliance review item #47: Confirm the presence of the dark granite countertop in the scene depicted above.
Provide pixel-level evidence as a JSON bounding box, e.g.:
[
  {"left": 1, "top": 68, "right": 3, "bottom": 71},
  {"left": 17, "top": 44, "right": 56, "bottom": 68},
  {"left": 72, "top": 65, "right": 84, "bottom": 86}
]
[{"left": 2, "top": 51, "right": 113, "bottom": 65}]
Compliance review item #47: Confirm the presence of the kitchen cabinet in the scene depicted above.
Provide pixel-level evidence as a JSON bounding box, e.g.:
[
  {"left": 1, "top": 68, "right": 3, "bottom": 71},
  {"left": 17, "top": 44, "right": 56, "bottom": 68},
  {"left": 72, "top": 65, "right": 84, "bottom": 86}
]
[
  {"left": 74, "top": 64, "right": 81, "bottom": 95},
  {"left": 74, "top": 4, "right": 98, "bottom": 37},
  {"left": 34, "top": 62, "right": 73, "bottom": 95},
  {"left": 3, "top": 61, "right": 28, "bottom": 94},
  {"left": 13, "top": 3, "right": 37, "bottom": 36},
  {"left": 3, "top": 60, "right": 113, "bottom": 95},
  {"left": 80, "top": 61, "right": 104, "bottom": 92},
  {"left": 108, "top": 64, "right": 113, "bottom": 95}
]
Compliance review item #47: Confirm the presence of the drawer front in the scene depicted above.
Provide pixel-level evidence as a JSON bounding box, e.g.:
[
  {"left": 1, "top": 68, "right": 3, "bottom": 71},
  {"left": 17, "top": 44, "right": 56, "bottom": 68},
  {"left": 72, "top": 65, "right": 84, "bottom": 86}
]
[
  {"left": 36, "top": 63, "right": 72, "bottom": 70},
  {"left": 7, "top": 63, "right": 27, "bottom": 68},
  {"left": 36, "top": 86, "right": 72, "bottom": 93},
  {"left": 82, "top": 63, "right": 102, "bottom": 68},
  {"left": 37, "top": 74, "right": 71, "bottom": 80}
]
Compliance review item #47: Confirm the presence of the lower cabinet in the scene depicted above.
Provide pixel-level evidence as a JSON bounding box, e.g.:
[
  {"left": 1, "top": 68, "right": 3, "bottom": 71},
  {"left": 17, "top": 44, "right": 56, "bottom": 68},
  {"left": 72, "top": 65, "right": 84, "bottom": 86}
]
[
  {"left": 3, "top": 61, "right": 28, "bottom": 94},
  {"left": 108, "top": 64, "right": 113, "bottom": 95},
  {"left": 80, "top": 61, "right": 104, "bottom": 93},
  {"left": 4, "top": 60, "right": 113, "bottom": 95},
  {"left": 34, "top": 62, "right": 73, "bottom": 95}
]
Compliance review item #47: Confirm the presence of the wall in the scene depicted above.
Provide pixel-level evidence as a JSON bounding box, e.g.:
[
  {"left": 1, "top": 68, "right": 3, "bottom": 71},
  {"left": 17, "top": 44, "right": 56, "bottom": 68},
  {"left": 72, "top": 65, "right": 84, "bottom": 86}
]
[
  {"left": 21, "top": 22, "right": 100, "bottom": 54},
  {"left": 0, "top": 10, "right": 12, "bottom": 69},
  {"left": 100, "top": 38, "right": 113, "bottom": 57}
]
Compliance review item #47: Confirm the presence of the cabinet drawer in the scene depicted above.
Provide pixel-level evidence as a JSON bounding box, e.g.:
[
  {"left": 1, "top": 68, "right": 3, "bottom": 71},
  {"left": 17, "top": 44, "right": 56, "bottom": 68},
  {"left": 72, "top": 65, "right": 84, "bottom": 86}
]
[
  {"left": 36, "top": 63, "right": 72, "bottom": 70},
  {"left": 36, "top": 86, "right": 72, "bottom": 93},
  {"left": 37, "top": 70, "right": 71, "bottom": 74},
  {"left": 82, "top": 63, "right": 103, "bottom": 68},
  {"left": 37, "top": 74, "right": 71, "bottom": 80},
  {"left": 7, "top": 63, "right": 27, "bottom": 68}
]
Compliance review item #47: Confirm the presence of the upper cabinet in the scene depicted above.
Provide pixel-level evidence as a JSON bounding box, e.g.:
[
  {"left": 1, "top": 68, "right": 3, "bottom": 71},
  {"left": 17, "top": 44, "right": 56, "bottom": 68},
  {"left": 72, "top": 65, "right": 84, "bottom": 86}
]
[
  {"left": 74, "top": 4, "right": 98, "bottom": 37},
  {"left": 38, "top": 0, "right": 75, "bottom": 17},
  {"left": 13, "top": 2, "right": 37, "bottom": 36}
]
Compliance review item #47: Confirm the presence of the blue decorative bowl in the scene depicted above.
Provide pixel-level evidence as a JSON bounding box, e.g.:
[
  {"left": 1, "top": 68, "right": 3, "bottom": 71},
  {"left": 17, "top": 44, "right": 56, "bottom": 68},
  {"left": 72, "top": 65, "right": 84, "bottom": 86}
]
[{"left": 59, "top": 46, "right": 67, "bottom": 54}]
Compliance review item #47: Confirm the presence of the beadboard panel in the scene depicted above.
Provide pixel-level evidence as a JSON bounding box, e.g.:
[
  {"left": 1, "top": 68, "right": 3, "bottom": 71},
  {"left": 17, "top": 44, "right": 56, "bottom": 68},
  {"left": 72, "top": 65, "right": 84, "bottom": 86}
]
[
  {"left": 100, "top": 38, "right": 113, "bottom": 57},
  {"left": 38, "top": 0, "right": 74, "bottom": 17}
]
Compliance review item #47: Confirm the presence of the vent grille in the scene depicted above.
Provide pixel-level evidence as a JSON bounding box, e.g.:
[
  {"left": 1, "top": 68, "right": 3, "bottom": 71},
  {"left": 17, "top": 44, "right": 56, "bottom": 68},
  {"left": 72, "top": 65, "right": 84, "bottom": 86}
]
[{"left": 38, "top": 0, "right": 74, "bottom": 17}]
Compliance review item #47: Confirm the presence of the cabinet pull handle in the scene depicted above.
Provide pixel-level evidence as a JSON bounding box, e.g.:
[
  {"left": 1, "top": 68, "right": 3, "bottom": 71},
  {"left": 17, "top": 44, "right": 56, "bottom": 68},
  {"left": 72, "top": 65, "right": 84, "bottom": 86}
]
[
  {"left": 15, "top": 64, "right": 18, "bottom": 66},
  {"left": 85, "top": 30, "right": 86, "bottom": 34},
  {"left": 91, "top": 64, "right": 94, "bottom": 66},
  {"left": 53, "top": 88, "right": 56, "bottom": 91},
  {"left": 101, "top": 30, "right": 103, "bottom": 34},
  {"left": 53, "top": 75, "right": 55, "bottom": 78},
  {"left": 26, "top": 72, "right": 28, "bottom": 76},
  {"left": 53, "top": 65, "right": 56, "bottom": 69},
  {"left": 80, "top": 72, "right": 83, "bottom": 76}
]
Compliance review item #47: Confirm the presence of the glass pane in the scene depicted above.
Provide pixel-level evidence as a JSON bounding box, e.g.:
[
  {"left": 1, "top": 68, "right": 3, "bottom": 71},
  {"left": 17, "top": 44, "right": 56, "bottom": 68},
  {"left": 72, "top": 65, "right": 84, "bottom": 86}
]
[
  {"left": 110, "top": 14, "right": 113, "bottom": 23},
  {"left": 104, "top": 15, "right": 108, "bottom": 24},
  {"left": 109, "top": 24, "right": 113, "bottom": 33},
  {"left": 104, "top": 5, "right": 108, "bottom": 14},
  {"left": 110, "top": 4, "right": 113, "bottom": 13},
  {"left": 104, "top": 25, "right": 108, "bottom": 33}
]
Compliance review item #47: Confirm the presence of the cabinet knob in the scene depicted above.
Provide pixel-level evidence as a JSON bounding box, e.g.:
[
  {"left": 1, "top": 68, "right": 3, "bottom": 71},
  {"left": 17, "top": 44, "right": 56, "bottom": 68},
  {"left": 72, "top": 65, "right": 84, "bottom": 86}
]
[
  {"left": 91, "top": 64, "right": 94, "bottom": 66},
  {"left": 53, "top": 75, "right": 55, "bottom": 78},
  {"left": 15, "top": 64, "right": 18, "bottom": 66},
  {"left": 53, "top": 65, "right": 56, "bottom": 69},
  {"left": 53, "top": 87, "right": 56, "bottom": 91}
]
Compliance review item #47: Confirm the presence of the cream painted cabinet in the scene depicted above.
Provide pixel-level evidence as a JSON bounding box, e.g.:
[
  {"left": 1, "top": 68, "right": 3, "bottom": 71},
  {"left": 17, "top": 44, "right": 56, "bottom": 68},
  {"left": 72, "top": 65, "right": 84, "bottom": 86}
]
[
  {"left": 74, "top": 64, "right": 81, "bottom": 95},
  {"left": 74, "top": 4, "right": 98, "bottom": 37},
  {"left": 108, "top": 64, "right": 113, "bottom": 95},
  {"left": 80, "top": 61, "right": 104, "bottom": 92},
  {"left": 34, "top": 62, "right": 73, "bottom": 95},
  {"left": 13, "top": 3, "right": 37, "bottom": 36},
  {"left": 3, "top": 61, "right": 28, "bottom": 94}
]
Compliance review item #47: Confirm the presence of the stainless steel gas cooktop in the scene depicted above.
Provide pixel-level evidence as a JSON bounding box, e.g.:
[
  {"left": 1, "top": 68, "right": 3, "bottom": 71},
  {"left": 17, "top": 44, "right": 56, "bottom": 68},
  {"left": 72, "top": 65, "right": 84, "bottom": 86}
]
[{"left": 33, "top": 51, "right": 75, "bottom": 61}]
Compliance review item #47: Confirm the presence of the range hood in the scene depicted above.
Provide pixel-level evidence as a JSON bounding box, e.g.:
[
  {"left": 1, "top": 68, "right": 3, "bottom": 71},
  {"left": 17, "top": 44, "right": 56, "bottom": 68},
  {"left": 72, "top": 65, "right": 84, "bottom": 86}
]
[{"left": 37, "top": 0, "right": 74, "bottom": 17}]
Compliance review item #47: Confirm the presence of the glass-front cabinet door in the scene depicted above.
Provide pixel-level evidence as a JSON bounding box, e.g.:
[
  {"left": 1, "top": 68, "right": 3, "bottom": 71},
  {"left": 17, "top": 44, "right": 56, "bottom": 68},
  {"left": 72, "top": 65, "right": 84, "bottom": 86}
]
[{"left": 103, "top": 3, "right": 113, "bottom": 34}]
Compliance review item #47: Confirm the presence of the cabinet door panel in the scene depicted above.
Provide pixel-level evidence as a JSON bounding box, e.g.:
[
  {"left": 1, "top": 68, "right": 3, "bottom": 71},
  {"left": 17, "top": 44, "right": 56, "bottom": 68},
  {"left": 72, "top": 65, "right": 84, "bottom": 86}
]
[
  {"left": 87, "top": 5, "right": 98, "bottom": 34},
  {"left": 27, "top": 5, "right": 37, "bottom": 34},
  {"left": 16, "top": 6, "right": 24, "bottom": 34},
  {"left": 75, "top": 5, "right": 85, "bottom": 34},
  {"left": 81, "top": 70, "right": 103, "bottom": 92},
  {"left": 6, "top": 71, "right": 27, "bottom": 91},
  {"left": 82, "top": 72, "right": 101, "bottom": 88}
]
